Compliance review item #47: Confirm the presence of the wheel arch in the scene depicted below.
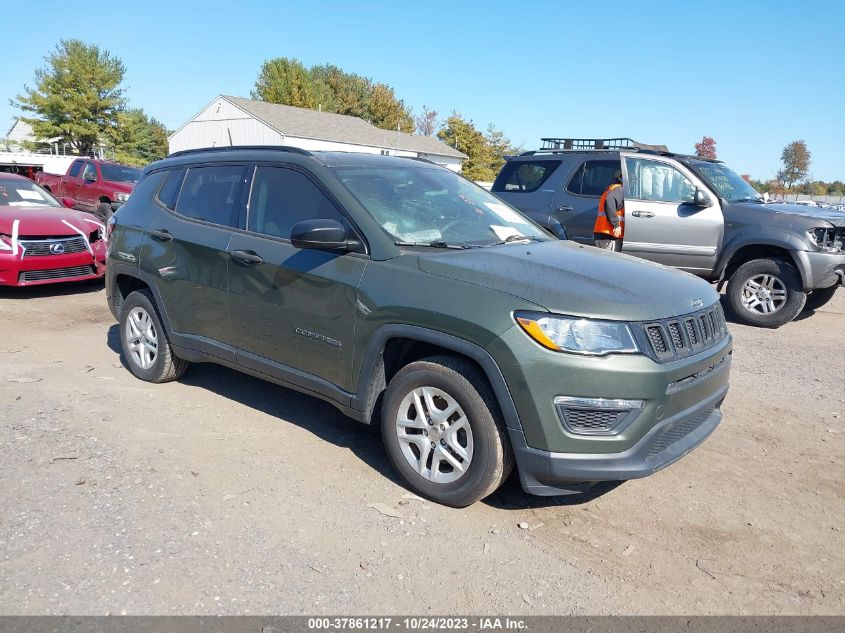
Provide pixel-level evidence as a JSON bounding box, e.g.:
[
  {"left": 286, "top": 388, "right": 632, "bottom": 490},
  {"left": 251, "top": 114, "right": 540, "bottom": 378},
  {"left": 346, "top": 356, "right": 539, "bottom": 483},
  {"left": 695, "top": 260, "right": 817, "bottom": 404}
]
[
  {"left": 716, "top": 236, "right": 809, "bottom": 290},
  {"left": 352, "top": 325, "right": 524, "bottom": 435}
]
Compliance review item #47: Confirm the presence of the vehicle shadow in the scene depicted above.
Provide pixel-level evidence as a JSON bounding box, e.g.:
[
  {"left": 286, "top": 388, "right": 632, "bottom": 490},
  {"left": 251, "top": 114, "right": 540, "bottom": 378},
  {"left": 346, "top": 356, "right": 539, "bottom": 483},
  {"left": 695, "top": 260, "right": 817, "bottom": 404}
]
[
  {"left": 484, "top": 476, "right": 624, "bottom": 510},
  {"left": 105, "top": 324, "right": 405, "bottom": 489},
  {"left": 0, "top": 278, "right": 104, "bottom": 299}
]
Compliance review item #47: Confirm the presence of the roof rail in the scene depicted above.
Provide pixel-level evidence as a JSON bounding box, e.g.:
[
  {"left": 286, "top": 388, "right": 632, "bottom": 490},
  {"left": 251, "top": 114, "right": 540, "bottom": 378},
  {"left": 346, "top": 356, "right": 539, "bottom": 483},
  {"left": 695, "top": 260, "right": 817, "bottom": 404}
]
[
  {"left": 537, "top": 137, "right": 670, "bottom": 152},
  {"left": 167, "top": 145, "right": 313, "bottom": 159}
]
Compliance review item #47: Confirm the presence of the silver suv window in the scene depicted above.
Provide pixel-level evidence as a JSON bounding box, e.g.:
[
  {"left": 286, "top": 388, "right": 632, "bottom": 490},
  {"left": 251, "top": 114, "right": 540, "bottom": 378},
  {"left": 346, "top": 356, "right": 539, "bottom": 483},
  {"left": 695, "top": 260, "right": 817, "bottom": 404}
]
[
  {"left": 492, "top": 160, "right": 561, "bottom": 193},
  {"left": 566, "top": 160, "right": 619, "bottom": 196},
  {"left": 624, "top": 157, "right": 695, "bottom": 203}
]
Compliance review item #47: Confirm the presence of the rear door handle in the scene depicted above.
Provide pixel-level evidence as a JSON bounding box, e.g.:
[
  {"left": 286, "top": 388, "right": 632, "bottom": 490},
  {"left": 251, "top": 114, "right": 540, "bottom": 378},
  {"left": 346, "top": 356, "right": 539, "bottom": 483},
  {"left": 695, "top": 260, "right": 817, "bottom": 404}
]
[
  {"left": 631, "top": 211, "right": 654, "bottom": 218},
  {"left": 149, "top": 229, "right": 173, "bottom": 242},
  {"left": 230, "top": 250, "right": 264, "bottom": 266}
]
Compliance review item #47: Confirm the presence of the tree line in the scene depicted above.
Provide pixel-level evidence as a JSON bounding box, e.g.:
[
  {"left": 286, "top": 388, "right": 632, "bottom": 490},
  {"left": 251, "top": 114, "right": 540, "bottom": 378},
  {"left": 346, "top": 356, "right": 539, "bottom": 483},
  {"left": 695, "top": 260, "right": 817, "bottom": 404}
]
[
  {"left": 6, "top": 43, "right": 518, "bottom": 179},
  {"left": 694, "top": 136, "right": 841, "bottom": 196}
]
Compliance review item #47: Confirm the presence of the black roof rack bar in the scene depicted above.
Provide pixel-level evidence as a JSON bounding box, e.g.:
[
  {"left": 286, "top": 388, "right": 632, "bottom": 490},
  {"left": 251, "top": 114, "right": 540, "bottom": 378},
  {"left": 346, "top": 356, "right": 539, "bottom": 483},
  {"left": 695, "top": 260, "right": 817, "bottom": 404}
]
[
  {"left": 167, "top": 145, "right": 313, "bottom": 159},
  {"left": 538, "top": 137, "right": 670, "bottom": 152}
]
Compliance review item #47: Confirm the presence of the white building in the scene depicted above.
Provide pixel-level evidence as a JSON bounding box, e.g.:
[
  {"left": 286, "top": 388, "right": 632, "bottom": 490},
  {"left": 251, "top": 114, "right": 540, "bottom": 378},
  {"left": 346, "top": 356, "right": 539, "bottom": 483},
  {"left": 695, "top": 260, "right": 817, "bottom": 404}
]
[{"left": 168, "top": 95, "right": 467, "bottom": 171}]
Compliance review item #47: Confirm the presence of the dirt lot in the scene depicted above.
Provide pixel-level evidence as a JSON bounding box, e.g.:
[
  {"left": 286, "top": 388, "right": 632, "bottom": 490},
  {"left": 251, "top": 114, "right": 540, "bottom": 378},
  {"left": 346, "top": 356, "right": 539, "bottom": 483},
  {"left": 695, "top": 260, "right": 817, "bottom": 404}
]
[{"left": 0, "top": 282, "right": 843, "bottom": 615}]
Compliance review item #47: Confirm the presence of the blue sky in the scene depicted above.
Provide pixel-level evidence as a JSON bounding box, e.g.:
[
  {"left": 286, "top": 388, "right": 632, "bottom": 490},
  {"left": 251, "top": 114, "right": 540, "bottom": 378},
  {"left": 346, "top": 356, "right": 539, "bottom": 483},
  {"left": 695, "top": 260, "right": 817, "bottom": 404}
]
[{"left": 3, "top": 0, "right": 843, "bottom": 181}]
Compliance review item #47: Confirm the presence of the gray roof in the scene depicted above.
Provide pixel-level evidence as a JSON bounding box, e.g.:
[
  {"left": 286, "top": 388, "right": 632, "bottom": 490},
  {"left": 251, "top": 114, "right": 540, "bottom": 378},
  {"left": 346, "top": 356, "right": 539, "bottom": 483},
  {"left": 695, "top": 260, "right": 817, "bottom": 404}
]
[{"left": 223, "top": 96, "right": 467, "bottom": 160}]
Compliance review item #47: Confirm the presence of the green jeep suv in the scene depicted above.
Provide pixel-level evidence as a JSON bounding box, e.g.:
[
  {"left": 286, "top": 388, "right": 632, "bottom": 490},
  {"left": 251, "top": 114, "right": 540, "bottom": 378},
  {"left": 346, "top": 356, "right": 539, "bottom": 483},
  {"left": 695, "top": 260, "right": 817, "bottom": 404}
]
[{"left": 106, "top": 146, "right": 732, "bottom": 506}]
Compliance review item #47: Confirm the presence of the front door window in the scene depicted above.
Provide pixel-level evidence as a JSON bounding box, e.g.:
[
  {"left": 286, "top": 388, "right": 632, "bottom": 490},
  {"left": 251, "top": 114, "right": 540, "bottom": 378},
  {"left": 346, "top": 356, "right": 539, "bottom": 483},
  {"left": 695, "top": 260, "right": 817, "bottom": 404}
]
[{"left": 624, "top": 158, "right": 695, "bottom": 203}]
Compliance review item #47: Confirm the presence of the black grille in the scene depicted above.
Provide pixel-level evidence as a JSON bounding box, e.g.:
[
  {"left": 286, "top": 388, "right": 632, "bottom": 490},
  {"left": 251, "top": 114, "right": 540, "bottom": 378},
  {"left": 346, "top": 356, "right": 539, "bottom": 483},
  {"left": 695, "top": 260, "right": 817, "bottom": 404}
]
[
  {"left": 649, "top": 408, "right": 715, "bottom": 455},
  {"left": 668, "top": 322, "right": 684, "bottom": 350},
  {"left": 646, "top": 325, "right": 667, "bottom": 354},
  {"left": 20, "top": 236, "right": 88, "bottom": 257},
  {"left": 685, "top": 319, "right": 698, "bottom": 345},
  {"left": 19, "top": 266, "right": 95, "bottom": 282},
  {"left": 562, "top": 409, "right": 625, "bottom": 433},
  {"left": 640, "top": 303, "right": 728, "bottom": 362}
]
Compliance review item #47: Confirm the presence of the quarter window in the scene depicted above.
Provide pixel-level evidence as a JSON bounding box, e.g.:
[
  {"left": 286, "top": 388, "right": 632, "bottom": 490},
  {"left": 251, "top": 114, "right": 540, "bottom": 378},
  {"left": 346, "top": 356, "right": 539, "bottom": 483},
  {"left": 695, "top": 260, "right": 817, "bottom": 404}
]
[
  {"left": 248, "top": 167, "right": 345, "bottom": 239},
  {"left": 624, "top": 158, "right": 695, "bottom": 203},
  {"left": 157, "top": 169, "right": 186, "bottom": 210},
  {"left": 492, "top": 160, "right": 561, "bottom": 193},
  {"left": 566, "top": 160, "right": 620, "bottom": 196},
  {"left": 68, "top": 160, "right": 83, "bottom": 178},
  {"left": 175, "top": 165, "right": 245, "bottom": 227}
]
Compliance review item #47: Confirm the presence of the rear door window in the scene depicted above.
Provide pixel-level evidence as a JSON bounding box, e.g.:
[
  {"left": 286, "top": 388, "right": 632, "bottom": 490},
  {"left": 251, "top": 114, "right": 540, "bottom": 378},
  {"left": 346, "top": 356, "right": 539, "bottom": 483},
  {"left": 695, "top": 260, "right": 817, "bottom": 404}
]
[
  {"left": 175, "top": 165, "right": 246, "bottom": 228},
  {"left": 248, "top": 166, "right": 345, "bottom": 240},
  {"left": 492, "top": 160, "right": 561, "bottom": 193},
  {"left": 567, "top": 160, "right": 620, "bottom": 196}
]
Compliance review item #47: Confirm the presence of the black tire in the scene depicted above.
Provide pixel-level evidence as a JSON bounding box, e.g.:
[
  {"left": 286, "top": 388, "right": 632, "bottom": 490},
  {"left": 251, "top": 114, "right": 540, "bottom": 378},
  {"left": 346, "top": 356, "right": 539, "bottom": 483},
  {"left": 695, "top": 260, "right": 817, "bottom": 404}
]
[
  {"left": 95, "top": 202, "right": 113, "bottom": 223},
  {"left": 381, "top": 355, "right": 513, "bottom": 507},
  {"left": 119, "top": 289, "right": 188, "bottom": 383},
  {"left": 804, "top": 284, "right": 840, "bottom": 312},
  {"left": 726, "top": 258, "right": 806, "bottom": 328}
]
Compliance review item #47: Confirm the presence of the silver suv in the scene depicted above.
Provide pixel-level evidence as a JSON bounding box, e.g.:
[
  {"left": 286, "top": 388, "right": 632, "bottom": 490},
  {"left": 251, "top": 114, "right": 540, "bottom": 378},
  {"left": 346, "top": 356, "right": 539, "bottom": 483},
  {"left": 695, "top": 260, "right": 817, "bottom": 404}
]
[{"left": 493, "top": 137, "right": 845, "bottom": 328}]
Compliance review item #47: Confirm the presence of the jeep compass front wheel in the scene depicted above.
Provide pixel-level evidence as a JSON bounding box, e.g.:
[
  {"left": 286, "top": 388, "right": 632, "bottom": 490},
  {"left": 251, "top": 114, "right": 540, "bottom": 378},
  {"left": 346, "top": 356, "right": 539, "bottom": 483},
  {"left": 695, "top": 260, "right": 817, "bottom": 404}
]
[{"left": 381, "top": 356, "right": 513, "bottom": 507}]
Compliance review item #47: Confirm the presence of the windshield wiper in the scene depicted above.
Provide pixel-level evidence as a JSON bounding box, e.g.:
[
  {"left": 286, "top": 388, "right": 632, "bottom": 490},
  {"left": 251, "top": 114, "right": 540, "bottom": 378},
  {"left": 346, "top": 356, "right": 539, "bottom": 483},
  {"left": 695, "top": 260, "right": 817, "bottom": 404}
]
[
  {"left": 734, "top": 197, "right": 764, "bottom": 203},
  {"left": 486, "top": 234, "right": 544, "bottom": 247},
  {"left": 394, "top": 240, "right": 471, "bottom": 250}
]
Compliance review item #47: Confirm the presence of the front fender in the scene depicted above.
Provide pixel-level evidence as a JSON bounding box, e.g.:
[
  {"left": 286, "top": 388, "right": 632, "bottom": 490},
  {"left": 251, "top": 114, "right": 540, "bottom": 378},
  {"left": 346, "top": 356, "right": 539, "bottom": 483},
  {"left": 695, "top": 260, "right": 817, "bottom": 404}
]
[{"left": 715, "top": 229, "right": 812, "bottom": 286}]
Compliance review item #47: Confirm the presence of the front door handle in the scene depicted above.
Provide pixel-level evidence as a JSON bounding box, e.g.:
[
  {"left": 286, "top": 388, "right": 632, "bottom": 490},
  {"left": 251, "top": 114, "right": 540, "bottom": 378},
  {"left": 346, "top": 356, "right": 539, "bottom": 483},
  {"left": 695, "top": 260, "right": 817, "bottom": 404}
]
[
  {"left": 149, "top": 229, "right": 173, "bottom": 242},
  {"left": 555, "top": 206, "right": 574, "bottom": 212},
  {"left": 230, "top": 250, "right": 264, "bottom": 266},
  {"left": 631, "top": 211, "right": 655, "bottom": 218}
]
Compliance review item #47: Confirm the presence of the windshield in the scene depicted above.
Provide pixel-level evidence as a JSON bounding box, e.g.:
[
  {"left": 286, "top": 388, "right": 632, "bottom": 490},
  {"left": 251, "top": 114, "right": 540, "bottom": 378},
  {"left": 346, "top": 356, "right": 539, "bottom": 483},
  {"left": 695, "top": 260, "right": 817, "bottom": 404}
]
[
  {"left": 331, "top": 165, "right": 550, "bottom": 247},
  {"left": 101, "top": 164, "right": 141, "bottom": 183},
  {"left": 686, "top": 160, "right": 761, "bottom": 203},
  {"left": 0, "top": 177, "right": 61, "bottom": 207}
]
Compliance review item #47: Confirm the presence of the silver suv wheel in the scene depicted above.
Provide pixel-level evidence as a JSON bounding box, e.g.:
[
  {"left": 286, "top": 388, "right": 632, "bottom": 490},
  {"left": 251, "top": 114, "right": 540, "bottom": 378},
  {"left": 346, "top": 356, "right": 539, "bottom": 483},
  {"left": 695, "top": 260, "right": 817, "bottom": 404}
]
[
  {"left": 741, "top": 274, "right": 787, "bottom": 315},
  {"left": 395, "top": 386, "right": 474, "bottom": 484}
]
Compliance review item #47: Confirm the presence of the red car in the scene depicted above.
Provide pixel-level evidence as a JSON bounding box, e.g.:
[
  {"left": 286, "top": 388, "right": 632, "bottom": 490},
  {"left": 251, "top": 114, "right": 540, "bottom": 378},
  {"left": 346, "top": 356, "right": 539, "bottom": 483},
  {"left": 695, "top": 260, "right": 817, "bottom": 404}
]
[
  {"left": 0, "top": 174, "right": 107, "bottom": 287},
  {"left": 34, "top": 159, "right": 140, "bottom": 221}
]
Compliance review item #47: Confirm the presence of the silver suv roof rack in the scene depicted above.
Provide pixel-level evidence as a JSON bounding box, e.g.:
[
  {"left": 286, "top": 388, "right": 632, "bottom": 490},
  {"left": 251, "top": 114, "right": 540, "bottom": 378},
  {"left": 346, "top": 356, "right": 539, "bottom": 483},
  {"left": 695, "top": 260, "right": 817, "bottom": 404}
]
[{"left": 521, "top": 137, "right": 670, "bottom": 155}]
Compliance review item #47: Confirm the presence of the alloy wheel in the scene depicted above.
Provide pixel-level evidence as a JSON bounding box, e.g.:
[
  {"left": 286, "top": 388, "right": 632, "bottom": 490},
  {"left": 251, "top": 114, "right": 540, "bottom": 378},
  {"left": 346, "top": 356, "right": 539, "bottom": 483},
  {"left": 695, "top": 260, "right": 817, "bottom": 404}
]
[
  {"left": 395, "top": 386, "right": 474, "bottom": 484},
  {"left": 741, "top": 274, "right": 787, "bottom": 315},
  {"left": 125, "top": 306, "right": 158, "bottom": 370}
]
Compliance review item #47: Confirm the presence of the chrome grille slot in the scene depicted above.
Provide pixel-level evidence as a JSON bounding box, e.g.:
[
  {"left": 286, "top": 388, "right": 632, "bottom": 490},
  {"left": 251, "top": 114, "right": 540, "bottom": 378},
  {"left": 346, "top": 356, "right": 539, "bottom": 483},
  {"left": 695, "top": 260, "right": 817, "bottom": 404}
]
[
  {"left": 19, "top": 266, "right": 95, "bottom": 282},
  {"left": 20, "top": 236, "right": 88, "bottom": 257}
]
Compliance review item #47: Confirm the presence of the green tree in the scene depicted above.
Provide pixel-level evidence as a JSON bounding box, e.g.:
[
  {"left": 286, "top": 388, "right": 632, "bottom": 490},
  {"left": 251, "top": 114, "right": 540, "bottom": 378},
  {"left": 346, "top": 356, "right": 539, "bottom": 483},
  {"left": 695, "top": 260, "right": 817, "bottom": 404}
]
[
  {"left": 484, "top": 123, "right": 515, "bottom": 178},
  {"left": 252, "top": 58, "right": 317, "bottom": 109},
  {"left": 12, "top": 39, "right": 126, "bottom": 154},
  {"left": 367, "top": 83, "right": 414, "bottom": 133},
  {"left": 108, "top": 109, "right": 169, "bottom": 166},
  {"left": 776, "top": 140, "right": 811, "bottom": 188},
  {"left": 252, "top": 57, "right": 414, "bottom": 133},
  {"left": 438, "top": 112, "right": 493, "bottom": 181}
]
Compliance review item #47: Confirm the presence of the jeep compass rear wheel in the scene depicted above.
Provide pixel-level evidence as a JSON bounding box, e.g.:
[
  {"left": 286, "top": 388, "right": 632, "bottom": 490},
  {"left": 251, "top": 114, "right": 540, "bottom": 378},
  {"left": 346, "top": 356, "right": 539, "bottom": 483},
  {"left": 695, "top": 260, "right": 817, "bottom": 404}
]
[
  {"left": 119, "top": 290, "right": 188, "bottom": 383},
  {"left": 381, "top": 356, "right": 513, "bottom": 507},
  {"left": 726, "top": 258, "right": 806, "bottom": 328}
]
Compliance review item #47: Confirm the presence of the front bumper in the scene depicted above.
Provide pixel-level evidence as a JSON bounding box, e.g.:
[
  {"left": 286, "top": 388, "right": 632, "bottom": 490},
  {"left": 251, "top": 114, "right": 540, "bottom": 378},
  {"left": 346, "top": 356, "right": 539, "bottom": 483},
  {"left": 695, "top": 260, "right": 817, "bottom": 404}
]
[
  {"left": 0, "top": 245, "right": 107, "bottom": 287},
  {"left": 795, "top": 250, "right": 845, "bottom": 290},
  {"left": 509, "top": 382, "right": 728, "bottom": 496}
]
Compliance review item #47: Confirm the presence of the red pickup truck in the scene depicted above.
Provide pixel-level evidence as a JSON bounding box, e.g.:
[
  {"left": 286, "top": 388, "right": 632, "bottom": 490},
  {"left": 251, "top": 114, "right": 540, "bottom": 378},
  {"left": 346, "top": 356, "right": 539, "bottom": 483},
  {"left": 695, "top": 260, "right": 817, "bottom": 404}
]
[{"left": 35, "top": 158, "right": 141, "bottom": 221}]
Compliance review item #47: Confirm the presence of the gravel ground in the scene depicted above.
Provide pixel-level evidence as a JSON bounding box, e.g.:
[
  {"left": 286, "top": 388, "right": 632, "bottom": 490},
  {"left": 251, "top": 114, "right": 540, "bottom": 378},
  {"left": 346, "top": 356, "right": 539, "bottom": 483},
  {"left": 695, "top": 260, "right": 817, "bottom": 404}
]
[{"left": 0, "top": 282, "right": 843, "bottom": 615}]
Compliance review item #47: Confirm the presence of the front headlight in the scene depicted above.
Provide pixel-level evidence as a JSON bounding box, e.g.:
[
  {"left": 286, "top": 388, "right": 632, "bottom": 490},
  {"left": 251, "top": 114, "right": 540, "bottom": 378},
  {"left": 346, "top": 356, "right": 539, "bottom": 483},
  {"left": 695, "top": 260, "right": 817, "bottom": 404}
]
[
  {"left": 515, "top": 312, "right": 639, "bottom": 355},
  {"left": 114, "top": 192, "right": 129, "bottom": 203},
  {"left": 809, "top": 228, "right": 844, "bottom": 253}
]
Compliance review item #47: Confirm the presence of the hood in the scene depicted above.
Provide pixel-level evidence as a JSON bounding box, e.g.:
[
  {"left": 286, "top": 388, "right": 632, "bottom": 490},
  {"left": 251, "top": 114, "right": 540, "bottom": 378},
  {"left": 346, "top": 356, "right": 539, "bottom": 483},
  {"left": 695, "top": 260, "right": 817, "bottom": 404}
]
[
  {"left": 417, "top": 240, "right": 718, "bottom": 321},
  {"left": 727, "top": 201, "right": 845, "bottom": 228},
  {"left": 0, "top": 205, "right": 103, "bottom": 236},
  {"left": 102, "top": 180, "right": 135, "bottom": 193}
]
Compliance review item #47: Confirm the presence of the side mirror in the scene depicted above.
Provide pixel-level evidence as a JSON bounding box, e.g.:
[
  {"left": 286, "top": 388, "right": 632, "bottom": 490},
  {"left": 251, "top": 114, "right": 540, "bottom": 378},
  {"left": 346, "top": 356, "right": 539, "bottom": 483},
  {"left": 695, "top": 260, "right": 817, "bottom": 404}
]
[
  {"left": 694, "top": 189, "right": 711, "bottom": 208},
  {"left": 60, "top": 197, "right": 77, "bottom": 209},
  {"left": 290, "top": 218, "right": 358, "bottom": 251}
]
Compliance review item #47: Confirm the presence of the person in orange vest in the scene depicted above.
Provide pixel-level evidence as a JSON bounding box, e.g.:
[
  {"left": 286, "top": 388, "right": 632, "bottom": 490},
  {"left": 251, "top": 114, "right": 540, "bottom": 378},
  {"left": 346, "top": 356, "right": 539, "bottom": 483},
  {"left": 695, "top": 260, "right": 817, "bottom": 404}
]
[{"left": 594, "top": 170, "right": 624, "bottom": 252}]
